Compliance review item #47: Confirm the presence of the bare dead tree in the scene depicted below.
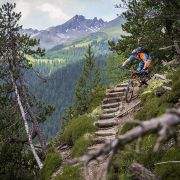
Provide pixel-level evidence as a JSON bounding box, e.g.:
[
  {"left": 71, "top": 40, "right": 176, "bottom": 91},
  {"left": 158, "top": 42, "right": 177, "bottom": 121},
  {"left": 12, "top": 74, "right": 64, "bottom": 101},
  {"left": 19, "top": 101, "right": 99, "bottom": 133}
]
[
  {"left": 68, "top": 109, "right": 180, "bottom": 178},
  {"left": 9, "top": 70, "right": 43, "bottom": 169},
  {"left": 18, "top": 74, "right": 47, "bottom": 155}
]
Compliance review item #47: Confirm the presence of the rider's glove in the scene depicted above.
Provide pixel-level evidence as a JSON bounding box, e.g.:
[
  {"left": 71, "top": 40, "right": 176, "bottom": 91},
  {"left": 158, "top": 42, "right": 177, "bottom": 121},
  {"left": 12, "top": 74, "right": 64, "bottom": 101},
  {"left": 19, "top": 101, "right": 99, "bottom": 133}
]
[{"left": 120, "top": 65, "right": 126, "bottom": 71}]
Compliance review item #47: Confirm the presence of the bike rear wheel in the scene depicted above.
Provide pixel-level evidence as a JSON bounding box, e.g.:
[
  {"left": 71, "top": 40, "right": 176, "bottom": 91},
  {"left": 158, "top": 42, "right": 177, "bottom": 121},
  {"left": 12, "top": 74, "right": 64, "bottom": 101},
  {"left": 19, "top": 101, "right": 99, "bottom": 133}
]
[{"left": 125, "top": 79, "right": 134, "bottom": 103}]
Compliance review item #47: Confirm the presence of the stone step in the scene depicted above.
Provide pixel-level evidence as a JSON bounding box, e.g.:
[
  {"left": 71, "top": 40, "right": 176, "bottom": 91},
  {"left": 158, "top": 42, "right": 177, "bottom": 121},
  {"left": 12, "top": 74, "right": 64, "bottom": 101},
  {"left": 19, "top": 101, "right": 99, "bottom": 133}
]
[
  {"left": 88, "top": 144, "right": 104, "bottom": 151},
  {"left": 103, "top": 97, "right": 121, "bottom": 104},
  {"left": 95, "top": 128, "right": 117, "bottom": 137},
  {"left": 93, "top": 135, "right": 116, "bottom": 144},
  {"left": 107, "top": 87, "right": 125, "bottom": 93},
  {"left": 103, "top": 107, "right": 119, "bottom": 114},
  {"left": 96, "top": 126, "right": 118, "bottom": 131},
  {"left": 116, "top": 83, "right": 128, "bottom": 88},
  {"left": 102, "top": 102, "right": 120, "bottom": 109},
  {"left": 106, "top": 92, "right": 124, "bottom": 98},
  {"left": 99, "top": 113, "right": 116, "bottom": 120},
  {"left": 94, "top": 120, "right": 118, "bottom": 128}
]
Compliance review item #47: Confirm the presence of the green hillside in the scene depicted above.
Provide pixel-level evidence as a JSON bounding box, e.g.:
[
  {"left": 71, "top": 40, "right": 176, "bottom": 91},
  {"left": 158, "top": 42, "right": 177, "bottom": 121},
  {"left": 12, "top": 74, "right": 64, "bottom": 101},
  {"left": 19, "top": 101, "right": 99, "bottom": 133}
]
[{"left": 100, "top": 24, "right": 126, "bottom": 37}]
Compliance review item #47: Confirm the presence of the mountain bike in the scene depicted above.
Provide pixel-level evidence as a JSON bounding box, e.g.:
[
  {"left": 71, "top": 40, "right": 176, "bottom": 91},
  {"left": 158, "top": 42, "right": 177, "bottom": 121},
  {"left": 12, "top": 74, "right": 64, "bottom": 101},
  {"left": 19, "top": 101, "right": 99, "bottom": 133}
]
[{"left": 125, "top": 70, "right": 150, "bottom": 103}]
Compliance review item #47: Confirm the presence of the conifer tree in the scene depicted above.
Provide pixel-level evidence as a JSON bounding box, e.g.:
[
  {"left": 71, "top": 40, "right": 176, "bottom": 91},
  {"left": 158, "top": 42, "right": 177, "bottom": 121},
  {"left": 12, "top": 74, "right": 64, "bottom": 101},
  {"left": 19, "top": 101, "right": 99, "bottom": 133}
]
[
  {"left": 109, "top": 0, "right": 180, "bottom": 63},
  {"left": 74, "top": 45, "right": 101, "bottom": 115},
  {"left": 0, "top": 3, "right": 50, "bottom": 168}
]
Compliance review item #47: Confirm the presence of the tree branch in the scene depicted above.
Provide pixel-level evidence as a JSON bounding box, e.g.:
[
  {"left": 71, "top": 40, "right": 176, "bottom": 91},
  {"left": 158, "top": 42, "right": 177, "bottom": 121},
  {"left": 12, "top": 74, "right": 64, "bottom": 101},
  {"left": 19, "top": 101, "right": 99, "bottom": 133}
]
[
  {"left": 68, "top": 109, "right": 180, "bottom": 166},
  {"left": 5, "top": 129, "right": 37, "bottom": 144},
  {"left": 154, "top": 161, "right": 180, "bottom": 165}
]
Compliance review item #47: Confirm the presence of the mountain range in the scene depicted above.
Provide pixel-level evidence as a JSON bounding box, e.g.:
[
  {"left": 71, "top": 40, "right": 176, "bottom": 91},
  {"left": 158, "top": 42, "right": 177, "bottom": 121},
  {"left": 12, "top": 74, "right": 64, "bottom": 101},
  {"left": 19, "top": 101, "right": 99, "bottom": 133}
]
[{"left": 21, "top": 15, "right": 125, "bottom": 50}]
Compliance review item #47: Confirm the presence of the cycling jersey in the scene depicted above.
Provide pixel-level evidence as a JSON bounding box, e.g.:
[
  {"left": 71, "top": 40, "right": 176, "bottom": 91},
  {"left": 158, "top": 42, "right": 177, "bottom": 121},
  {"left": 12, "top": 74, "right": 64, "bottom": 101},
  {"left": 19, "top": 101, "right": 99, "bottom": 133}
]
[{"left": 127, "top": 53, "right": 152, "bottom": 73}]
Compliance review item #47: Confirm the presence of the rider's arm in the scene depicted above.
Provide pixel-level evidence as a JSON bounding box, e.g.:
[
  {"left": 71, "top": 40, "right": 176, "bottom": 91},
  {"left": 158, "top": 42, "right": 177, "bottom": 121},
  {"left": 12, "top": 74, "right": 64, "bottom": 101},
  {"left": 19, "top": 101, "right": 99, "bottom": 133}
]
[
  {"left": 141, "top": 54, "right": 152, "bottom": 70},
  {"left": 122, "top": 55, "right": 135, "bottom": 67},
  {"left": 122, "top": 59, "right": 130, "bottom": 66}
]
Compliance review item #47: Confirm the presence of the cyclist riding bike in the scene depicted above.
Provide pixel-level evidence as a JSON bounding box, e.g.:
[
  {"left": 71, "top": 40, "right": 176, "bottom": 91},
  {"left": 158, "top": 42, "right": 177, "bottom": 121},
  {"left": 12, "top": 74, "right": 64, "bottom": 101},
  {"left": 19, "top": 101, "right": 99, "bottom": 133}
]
[{"left": 120, "top": 47, "right": 152, "bottom": 86}]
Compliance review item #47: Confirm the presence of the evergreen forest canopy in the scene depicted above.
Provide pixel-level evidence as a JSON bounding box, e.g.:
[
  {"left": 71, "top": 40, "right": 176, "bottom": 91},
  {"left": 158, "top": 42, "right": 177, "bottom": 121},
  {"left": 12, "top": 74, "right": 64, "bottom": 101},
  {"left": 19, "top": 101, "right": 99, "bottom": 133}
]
[{"left": 0, "top": 0, "right": 180, "bottom": 179}]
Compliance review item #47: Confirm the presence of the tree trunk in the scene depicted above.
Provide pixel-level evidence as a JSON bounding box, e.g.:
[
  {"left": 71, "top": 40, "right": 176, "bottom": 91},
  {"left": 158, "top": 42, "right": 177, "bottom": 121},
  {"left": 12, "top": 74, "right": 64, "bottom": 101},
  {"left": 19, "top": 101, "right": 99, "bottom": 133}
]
[
  {"left": 19, "top": 76, "right": 47, "bottom": 156},
  {"left": 9, "top": 70, "right": 43, "bottom": 169}
]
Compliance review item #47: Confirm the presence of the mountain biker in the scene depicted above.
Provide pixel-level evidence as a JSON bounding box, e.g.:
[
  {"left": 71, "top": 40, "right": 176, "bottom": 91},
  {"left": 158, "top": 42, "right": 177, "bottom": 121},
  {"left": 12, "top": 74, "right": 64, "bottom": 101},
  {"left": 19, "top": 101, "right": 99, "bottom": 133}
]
[
  {"left": 120, "top": 47, "right": 152, "bottom": 74},
  {"left": 120, "top": 47, "right": 152, "bottom": 86}
]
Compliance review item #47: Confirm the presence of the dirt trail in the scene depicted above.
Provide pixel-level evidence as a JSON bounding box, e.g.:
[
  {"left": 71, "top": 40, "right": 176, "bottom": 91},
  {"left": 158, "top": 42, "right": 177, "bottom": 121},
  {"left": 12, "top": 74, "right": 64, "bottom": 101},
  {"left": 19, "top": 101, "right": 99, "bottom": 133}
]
[
  {"left": 84, "top": 82, "right": 141, "bottom": 180},
  {"left": 53, "top": 82, "right": 141, "bottom": 180}
]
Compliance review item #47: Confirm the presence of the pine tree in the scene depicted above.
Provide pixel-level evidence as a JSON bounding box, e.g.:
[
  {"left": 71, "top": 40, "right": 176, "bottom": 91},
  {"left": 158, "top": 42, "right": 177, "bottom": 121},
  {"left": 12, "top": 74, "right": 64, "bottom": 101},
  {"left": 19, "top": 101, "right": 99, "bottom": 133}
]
[
  {"left": 74, "top": 45, "right": 102, "bottom": 115},
  {"left": 0, "top": 2, "right": 50, "bottom": 168},
  {"left": 109, "top": 0, "right": 180, "bottom": 63}
]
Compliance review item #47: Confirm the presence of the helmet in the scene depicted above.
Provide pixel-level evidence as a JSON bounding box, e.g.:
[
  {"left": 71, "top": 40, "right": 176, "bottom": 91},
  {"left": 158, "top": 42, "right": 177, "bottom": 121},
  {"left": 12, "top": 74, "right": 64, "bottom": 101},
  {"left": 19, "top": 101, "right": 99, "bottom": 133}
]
[
  {"left": 136, "top": 47, "right": 143, "bottom": 53},
  {"left": 131, "top": 48, "right": 138, "bottom": 55}
]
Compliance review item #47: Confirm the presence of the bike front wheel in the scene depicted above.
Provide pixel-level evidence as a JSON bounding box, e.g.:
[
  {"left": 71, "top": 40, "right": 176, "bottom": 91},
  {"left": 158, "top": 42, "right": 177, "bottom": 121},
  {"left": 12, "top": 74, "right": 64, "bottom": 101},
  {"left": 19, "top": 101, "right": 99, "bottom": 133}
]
[{"left": 125, "top": 79, "right": 134, "bottom": 103}]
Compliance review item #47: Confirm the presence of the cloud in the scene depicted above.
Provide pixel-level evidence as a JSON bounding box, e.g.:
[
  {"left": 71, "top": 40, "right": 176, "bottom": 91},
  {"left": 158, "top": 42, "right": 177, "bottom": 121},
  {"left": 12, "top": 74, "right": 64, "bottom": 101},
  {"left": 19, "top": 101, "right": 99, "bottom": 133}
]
[
  {"left": 15, "top": 0, "right": 31, "bottom": 20},
  {"left": 38, "top": 3, "right": 70, "bottom": 20},
  {"left": 0, "top": 0, "right": 123, "bottom": 29}
]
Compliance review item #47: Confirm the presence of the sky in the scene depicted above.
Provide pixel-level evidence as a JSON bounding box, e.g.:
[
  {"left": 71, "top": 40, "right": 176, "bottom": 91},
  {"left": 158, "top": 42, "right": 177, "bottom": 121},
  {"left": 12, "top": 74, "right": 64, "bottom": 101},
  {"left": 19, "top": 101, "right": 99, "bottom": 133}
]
[{"left": 0, "top": 0, "right": 123, "bottom": 30}]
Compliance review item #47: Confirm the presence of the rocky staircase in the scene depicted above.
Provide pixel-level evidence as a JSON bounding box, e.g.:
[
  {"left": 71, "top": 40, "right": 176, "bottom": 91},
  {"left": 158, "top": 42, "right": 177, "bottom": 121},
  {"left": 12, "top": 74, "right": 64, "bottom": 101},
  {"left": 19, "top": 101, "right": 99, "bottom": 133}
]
[{"left": 88, "top": 83, "right": 127, "bottom": 152}]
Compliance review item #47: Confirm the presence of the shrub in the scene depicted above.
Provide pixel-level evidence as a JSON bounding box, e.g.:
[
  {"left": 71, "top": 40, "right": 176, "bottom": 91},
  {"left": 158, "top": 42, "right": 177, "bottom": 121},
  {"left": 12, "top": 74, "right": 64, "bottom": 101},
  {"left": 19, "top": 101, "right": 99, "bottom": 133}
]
[
  {"left": 87, "top": 87, "right": 105, "bottom": 113},
  {"left": 40, "top": 152, "right": 62, "bottom": 180},
  {"left": 71, "top": 133, "right": 93, "bottom": 157},
  {"left": 55, "top": 166, "right": 81, "bottom": 180},
  {"left": 60, "top": 115, "right": 95, "bottom": 145},
  {"left": 134, "top": 97, "right": 161, "bottom": 120},
  {"left": 109, "top": 69, "right": 180, "bottom": 179}
]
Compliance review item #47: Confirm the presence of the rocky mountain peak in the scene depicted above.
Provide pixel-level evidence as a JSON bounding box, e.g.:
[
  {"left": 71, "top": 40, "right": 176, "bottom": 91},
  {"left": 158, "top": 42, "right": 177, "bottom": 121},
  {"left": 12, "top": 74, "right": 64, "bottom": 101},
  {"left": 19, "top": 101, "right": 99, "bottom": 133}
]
[
  {"left": 73, "top": 15, "right": 86, "bottom": 21},
  {"left": 21, "top": 14, "right": 124, "bottom": 50}
]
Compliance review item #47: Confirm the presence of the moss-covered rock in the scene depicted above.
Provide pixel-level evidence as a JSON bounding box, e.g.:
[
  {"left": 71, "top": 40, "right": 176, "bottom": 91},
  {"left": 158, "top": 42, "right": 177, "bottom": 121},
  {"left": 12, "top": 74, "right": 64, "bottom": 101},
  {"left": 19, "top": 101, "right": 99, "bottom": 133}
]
[
  {"left": 40, "top": 152, "right": 62, "bottom": 180},
  {"left": 55, "top": 165, "right": 81, "bottom": 180}
]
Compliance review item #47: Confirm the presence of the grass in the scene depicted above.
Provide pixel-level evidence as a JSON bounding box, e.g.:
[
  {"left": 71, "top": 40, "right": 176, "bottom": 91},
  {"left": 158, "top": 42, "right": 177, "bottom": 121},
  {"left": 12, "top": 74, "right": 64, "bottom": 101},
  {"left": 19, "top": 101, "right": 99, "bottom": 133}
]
[
  {"left": 101, "top": 24, "right": 127, "bottom": 37},
  {"left": 71, "top": 133, "right": 93, "bottom": 157},
  {"left": 40, "top": 152, "right": 62, "bottom": 180},
  {"left": 55, "top": 166, "right": 81, "bottom": 180},
  {"left": 59, "top": 115, "right": 95, "bottom": 146},
  {"left": 155, "top": 147, "right": 180, "bottom": 180},
  {"left": 134, "top": 70, "right": 180, "bottom": 121},
  {"left": 108, "top": 68, "right": 180, "bottom": 179}
]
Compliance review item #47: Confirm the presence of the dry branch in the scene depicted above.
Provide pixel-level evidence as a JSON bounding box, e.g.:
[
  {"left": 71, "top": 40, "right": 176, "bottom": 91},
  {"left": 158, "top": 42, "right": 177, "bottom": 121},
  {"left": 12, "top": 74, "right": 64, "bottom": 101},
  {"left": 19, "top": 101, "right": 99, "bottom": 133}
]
[
  {"left": 68, "top": 109, "right": 180, "bottom": 177},
  {"left": 159, "top": 41, "right": 180, "bottom": 55},
  {"left": 154, "top": 161, "right": 180, "bottom": 165}
]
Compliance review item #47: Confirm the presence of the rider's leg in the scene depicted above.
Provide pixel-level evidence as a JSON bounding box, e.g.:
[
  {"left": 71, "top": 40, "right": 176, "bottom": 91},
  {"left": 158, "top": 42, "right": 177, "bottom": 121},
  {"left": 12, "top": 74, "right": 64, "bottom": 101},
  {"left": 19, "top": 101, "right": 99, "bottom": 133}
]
[
  {"left": 137, "top": 61, "right": 144, "bottom": 86},
  {"left": 137, "top": 61, "right": 144, "bottom": 73}
]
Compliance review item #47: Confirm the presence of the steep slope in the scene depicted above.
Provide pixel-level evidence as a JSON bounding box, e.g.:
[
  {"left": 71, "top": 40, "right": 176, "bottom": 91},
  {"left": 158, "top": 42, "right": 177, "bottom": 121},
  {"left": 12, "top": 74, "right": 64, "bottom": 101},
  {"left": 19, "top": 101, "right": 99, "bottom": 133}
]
[{"left": 53, "top": 81, "right": 141, "bottom": 180}]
